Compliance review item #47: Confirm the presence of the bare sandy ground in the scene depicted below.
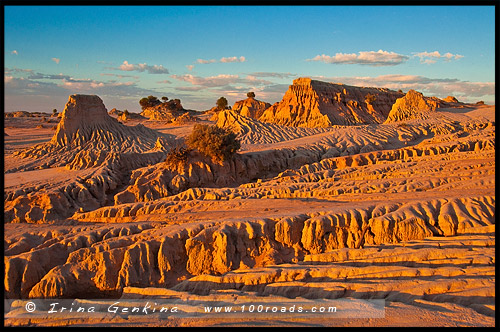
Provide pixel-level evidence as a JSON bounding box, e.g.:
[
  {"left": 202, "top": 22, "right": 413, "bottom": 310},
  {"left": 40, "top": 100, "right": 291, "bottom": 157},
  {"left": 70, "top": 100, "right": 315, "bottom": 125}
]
[{"left": 3, "top": 104, "right": 495, "bottom": 327}]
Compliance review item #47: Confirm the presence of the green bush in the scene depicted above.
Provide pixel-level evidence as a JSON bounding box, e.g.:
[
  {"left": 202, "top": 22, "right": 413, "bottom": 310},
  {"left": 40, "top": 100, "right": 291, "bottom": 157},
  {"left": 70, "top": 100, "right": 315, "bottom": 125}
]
[
  {"left": 216, "top": 97, "right": 228, "bottom": 111},
  {"left": 186, "top": 124, "right": 240, "bottom": 163}
]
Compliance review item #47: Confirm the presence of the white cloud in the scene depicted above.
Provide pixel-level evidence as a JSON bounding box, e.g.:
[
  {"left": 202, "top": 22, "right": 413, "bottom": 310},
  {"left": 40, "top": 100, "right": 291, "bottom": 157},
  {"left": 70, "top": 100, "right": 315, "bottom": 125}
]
[
  {"left": 117, "top": 60, "right": 169, "bottom": 74},
  {"left": 195, "top": 56, "right": 247, "bottom": 65},
  {"left": 220, "top": 56, "right": 246, "bottom": 63},
  {"left": 307, "top": 50, "right": 409, "bottom": 66},
  {"left": 186, "top": 65, "right": 194, "bottom": 71},
  {"left": 100, "top": 73, "right": 140, "bottom": 79},
  {"left": 52, "top": 57, "right": 61, "bottom": 64},
  {"left": 248, "top": 72, "right": 297, "bottom": 79},
  {"left": 170, "top": 74, "right": 240, "bottom": 87},
  {"left": 414, "top": 51, "right": 464, "bottom": 64},
  {"left": 197, "top": 58, "right": 216, "bottom": 64},
  {"left": 11, "top": 50, "right": 18, "bottom": 55}
]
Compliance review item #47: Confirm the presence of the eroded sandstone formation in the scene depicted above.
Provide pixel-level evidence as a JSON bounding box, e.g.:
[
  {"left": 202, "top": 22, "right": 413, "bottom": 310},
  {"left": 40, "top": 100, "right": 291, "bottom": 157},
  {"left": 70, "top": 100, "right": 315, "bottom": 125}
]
[
  {"left": 384, "top": 90, "right": 465, "bottom": 123},
  {"left": 4, "top": 94, "right": 174, "bottom": 223},
  {"left": 259, "top": 77, "right": 404, "bottom": 127},
  {"left": 13, "top": 94, "right": 170, "bottom": 171},
  {"left": 232, "top": 96, "right": 271, "bottom": 119},
  {"left": 140, "top": 98, "right": 196, "bottom": 122}
]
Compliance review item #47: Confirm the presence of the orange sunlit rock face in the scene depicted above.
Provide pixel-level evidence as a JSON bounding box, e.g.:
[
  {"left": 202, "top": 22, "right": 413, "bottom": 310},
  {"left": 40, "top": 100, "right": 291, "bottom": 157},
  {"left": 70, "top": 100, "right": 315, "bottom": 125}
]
[{"left": 4, "top": 81, "right": 495, "bottom": 327}]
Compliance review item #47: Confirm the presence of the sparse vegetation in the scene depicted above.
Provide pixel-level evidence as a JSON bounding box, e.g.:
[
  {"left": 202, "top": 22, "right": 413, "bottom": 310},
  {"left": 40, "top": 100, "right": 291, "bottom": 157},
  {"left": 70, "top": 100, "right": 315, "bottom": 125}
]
[
  {"left": 186, "top": 124, "right": 240, "bottom": 163},
  {"left": 165, "top": 146, "right": 192, "bottom": 166},
  {"left": 139, "top": 95, "right": 162, "bottom": 110},
  {"left": 247, "top": 92, "right": 256, "bottom": 98},
  {"left": 216, "top": 97, "right": 229, "bottom": 111},
  {"left": 365, "top": 93, "right": 377, "bottom": 104},
  {"left": 161, "top": 96, "right": 169, "bottom": 103},
  {"left": 476, "top": 101, "right": 485, "bottom": 105}
]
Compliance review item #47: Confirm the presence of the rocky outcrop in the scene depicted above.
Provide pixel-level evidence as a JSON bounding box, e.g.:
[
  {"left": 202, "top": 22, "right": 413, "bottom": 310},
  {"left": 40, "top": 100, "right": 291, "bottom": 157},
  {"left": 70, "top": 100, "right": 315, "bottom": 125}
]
[
  {"left": 118, "top": 112, "right": 146, "bottom": 122},
  {"left": 384, "top": 90, "right": 468, "bottom": 123},
  {"left": 13, "top": 94, "right": 170, "bottom": 171},
  {"left": 140, "top": 99, "right": 195, "bottom": 122},
  {"left": 259, "top": 77, "right": 404, "bottom": 127},
  {"left": 4, "top": 94, "right": 174, "bottom": 223},
  {"left": 384, "top": 90, "right": 443, "bottom": 123},
  {"left": 232, "top": 97, "right": 271, "bottom": 119}
]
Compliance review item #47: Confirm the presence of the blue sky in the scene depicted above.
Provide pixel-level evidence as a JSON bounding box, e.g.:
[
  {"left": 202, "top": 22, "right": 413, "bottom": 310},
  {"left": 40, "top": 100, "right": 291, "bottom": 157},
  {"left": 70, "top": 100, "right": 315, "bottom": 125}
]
[{"left": 4, "top": 5, "right": 495, "bottom": 113}]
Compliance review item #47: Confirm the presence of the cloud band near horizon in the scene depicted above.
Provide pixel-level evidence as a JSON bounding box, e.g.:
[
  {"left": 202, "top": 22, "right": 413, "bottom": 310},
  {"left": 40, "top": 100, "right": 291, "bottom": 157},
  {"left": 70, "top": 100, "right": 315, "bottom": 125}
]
[{"left": 308, "top": 50, "right": 464, "bottom": 66}]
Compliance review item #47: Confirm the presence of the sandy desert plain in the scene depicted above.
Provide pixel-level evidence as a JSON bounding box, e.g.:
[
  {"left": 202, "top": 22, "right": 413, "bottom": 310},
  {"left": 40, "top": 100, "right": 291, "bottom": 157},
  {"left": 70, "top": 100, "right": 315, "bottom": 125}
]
[{"left": 3, "top": 78, "right": 495, "bottom": 327}]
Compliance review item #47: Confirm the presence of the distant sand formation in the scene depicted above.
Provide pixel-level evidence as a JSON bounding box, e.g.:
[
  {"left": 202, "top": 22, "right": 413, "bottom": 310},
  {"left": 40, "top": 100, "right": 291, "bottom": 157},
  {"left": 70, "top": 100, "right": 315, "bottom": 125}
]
[
  {"left": 259, "top": 77, "right": 404, "bottom": 127},
  {"left": 385, "top": 89, "right": 466, "bottom": 123},
  {"left": 12, "top": 94, "right": 171, "bottom": 171},
  {"left": 232, "top": 96, "right": 271, "bottom": 119}
]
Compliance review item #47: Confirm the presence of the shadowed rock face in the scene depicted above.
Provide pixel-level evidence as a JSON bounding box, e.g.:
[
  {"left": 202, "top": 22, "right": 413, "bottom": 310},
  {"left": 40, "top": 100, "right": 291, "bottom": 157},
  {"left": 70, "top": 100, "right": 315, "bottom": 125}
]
[
  {"left": 232, "top": 97, "right": 271, "bottom": 119},
  {"left": 259, "top": 77, "right": 404, "bottom": 127}
]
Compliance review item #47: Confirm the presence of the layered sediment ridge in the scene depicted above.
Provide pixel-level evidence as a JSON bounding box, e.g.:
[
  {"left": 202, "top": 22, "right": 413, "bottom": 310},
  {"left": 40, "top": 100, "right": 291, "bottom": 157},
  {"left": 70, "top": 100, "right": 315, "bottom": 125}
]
[
  {"left": 4, "top": 194, "right": 494, "bottom": 299},
  {"left": 259, "top": 78, "right": 404, "bottom": 127}
]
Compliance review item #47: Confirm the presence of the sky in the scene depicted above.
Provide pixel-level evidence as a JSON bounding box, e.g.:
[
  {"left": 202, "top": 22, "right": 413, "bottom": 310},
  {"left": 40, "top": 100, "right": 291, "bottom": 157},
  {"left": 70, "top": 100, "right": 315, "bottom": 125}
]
[{"left": 4, "top": 5, "right": 496, "bottom": 113}]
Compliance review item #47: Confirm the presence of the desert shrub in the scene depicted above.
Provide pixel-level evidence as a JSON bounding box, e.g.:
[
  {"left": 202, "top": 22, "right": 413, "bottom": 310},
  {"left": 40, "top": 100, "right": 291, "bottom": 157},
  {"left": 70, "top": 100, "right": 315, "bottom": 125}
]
[
  {"left": 186, "top": 124, "right": 240, "bottom": 163},
  {"left": 165, "top": 146, "right": 192, "bottom": 166},
  {"left": 216, "top": 97, "right": 228, "bottom": 111},
  {"left": 476, "top": 100, "right": 485, "bottom": 105},
  {"left": 365, "top": 93, "right": 377, "bottom": 104},
  {"left": 247, "top": 91, "right": 255, "bottom": 98},
  {"left": 139, "top": 95, "right": 162, "bottom": 110}
]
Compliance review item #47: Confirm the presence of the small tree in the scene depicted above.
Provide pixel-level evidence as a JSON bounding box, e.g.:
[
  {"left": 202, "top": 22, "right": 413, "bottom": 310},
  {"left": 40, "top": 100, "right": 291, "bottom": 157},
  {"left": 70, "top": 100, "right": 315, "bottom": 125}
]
[
  {"left": 161, "top": 96, "right": 169, "bottom": 103},
  {"left": 247, "top": 91, "right": 255, "bottom": 98},
  {"left": 186, "top": 124, "right": 240, "bottom": 163},
  {"left": 216, "top": 97, "right": 228, "bottom": 111},
  {"left": 52, "top": 108, "right": 57, "bottom": 114},
  {"left": 139, "top": 95, "right": 162, "bottom": 110}
]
